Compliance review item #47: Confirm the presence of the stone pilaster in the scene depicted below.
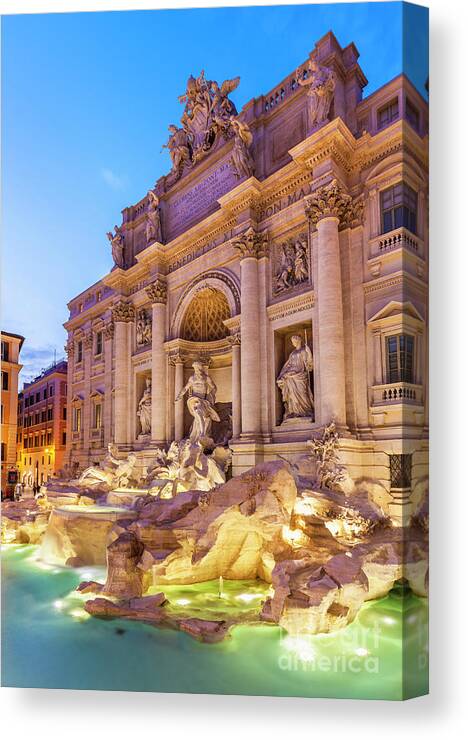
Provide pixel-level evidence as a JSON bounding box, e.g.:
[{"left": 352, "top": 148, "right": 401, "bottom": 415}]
[
  {"left": 232, "top": 227, "right": 268, "bottom": 438},
  {"left": 111, "top": 301, "right": 135, "bottom": 445},
  {"left": 103, "top": 321, "right": 114, "bottom": 447},
  {"left": 146, "top": 278, "right": 167, "bottom": 445},
  {"left": 82, "top": 331, "right": 93, "bottom": 458},
  {"left": 171, "top": 352, "right": 185, "bottom": 442},
  {"left": 228, "top": 333, "right": 242, "bottom": 440},
  {"left": 304, "top": 180, "right": 361, "bottom": 429}
]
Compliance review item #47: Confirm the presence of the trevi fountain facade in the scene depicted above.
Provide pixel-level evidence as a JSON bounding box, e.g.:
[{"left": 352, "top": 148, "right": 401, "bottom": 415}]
[{"left": 2, "top": 30, "right": 428, "bottom": 698}]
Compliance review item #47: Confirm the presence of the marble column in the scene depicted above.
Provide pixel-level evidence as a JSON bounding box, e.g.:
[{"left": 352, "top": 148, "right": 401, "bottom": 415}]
[
  {"left": 111, "top": 301, "right": 135, "bottom": 445},
  {"left": 305, "top": 180, "right": 362, "bottom": 429},
  {"left": 229, "top": 333, "right": 241, "bottom": 439},
  {"left": 64, "top": 338, "right": 74, "bottom": 466},
  {"left": 173, "top": 354, "right": 185, "bottom": 441},
  {"left": 233, "top": 227, "right": 268, "bottom": 438},
  {"left": 146, "top": 278, "right": 167, "bottom": 445}
]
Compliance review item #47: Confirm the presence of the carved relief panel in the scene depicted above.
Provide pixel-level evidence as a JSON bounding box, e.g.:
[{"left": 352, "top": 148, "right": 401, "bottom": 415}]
[{"left": 273, "top": 231, "right": 310, "bottom": 297}]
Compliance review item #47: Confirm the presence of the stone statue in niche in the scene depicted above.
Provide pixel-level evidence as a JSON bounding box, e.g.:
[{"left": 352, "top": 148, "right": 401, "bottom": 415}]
[
  {"left": 275, "top": 235, "right": 309, "bottom": 293},
  {"left": 229, "top": 117, "right": 255, "bottom": 179},
  {"left": 175, "top": 361, "right": 220, "bottom": 447},
  {"left": 107, "top": 225, "right": 125, "bottom": 269},
  {"left": 277, "top": 335, "right": 314, "bottom": 421},
  {"left": 136, "top": 309, "right": 152, "bottom": 346},
  {"left": 296, "top": 59, "right": 335, "bottom": 128},
  {"left": 145, "top": 190, "right": 162, "bottom": 244},
  {"left": 137, "top": 377, "right": 152, "bottom": 436}
]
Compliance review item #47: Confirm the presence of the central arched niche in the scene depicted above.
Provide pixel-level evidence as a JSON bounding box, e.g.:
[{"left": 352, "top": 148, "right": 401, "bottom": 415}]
[{"left": 180, "top": 286, "right": 230, "bottom": 342}]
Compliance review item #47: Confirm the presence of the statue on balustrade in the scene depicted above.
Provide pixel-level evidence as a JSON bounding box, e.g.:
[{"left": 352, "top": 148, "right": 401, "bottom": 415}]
[
  {"left": 107, "top": 225, "right": 125, "bottom": 269},
  {"left": 277, "top": 335, "right": 314, "bottom": 420},
  {"left": 296, "top": 59, "right": 335, "bottom": 127},
  {"left": 230, "top": 117, "right": 255, "bottom": 179},
  {"left": 163, "top": 124, "right": 192, "bottom": 179},
  {"left": 137, "top": 377, "right": 152, "bottom": 436},
  {"left": 175, "top": 361, "right": 220, "bottom": 447},
  {"left": 145, "top": 190, "right": 162, "bottom": 244}
]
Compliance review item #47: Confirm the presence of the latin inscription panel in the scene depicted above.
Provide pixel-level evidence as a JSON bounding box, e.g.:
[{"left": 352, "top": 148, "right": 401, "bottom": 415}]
[{"left": 164, "top": 160, "right": 236, "bottom": 241}]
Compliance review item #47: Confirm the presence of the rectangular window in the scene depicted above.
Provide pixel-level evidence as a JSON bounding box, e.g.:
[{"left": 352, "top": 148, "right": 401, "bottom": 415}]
[
  {"left": 36, "top": 392, "right": 40, "bottom": 403},
  {"left": 1, "top": 442, "right": 5, "bottom": 462},
  {"left": 0, "top": 404, "right": 3, "bottom": 424},
  {"left": 49, "top": 385, "right": 54, "bottom": 396},
  {"left": 93, "top": 403, "right": 102, "bottom": 429},
  {"left": 389, "top": 454, "right": 412, "bottom": 489},
  {"left": 63, "top": 407, "right": 67, "bottom": 420},
  {"left": 95, "top": 331, "right": 103, "bottom": 356},
  {"left": 377, "top": 99, "right": 399, "bottom": 129},
  {"left": 43, "top": 388, "right": 47, "bottom": 400},
  {"left": 34, "top": 434, "right": 39, "bottom": 448},
  {"left": 405, "top": 99, "right": 420, "bottom": 132},
  {"left": 35, "top": 412, "right": 40, "bottom": 425},
  {"left": 386, "top": 334, "right": 414, "bottom": 383},
  {"left": 41, "top": 410, "right": 46, "bottom": 423},
  {"left": 24, "top": 438, "right": 28, "bottom": 449},
  {"left": 1, "top": 341, "right": 9, "bottom": 362},
  {"left": 77, "top": 340, "right": 83, "bottom": 364},
  {"left": 73, "top": 407, "right": 82, "bottom": 432},
  {"left": 380, "top": 182, "right": 417, "bottom": 235},
  {"left": 47, "top": 432, "right": 52, "bottom": 445},
  {"left": 62, "top": 431, "right": 67, "bottom": 446},
  {"left": 2, "top": 371, "right": 9, "bottom": 391},
  {"left": 47, "top": 407, "right": 53, "bottom": 421}
]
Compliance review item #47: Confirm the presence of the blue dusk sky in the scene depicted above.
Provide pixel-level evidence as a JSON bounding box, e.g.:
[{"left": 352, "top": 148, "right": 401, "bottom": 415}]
[{"left": 1, "top": 2, "right": 428, "bottom": 384}]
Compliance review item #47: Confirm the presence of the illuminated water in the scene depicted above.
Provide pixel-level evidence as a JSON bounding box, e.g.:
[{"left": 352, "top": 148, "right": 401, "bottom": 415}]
[{"left": 1, "top": 545, "right": 428, "bottom": 699}]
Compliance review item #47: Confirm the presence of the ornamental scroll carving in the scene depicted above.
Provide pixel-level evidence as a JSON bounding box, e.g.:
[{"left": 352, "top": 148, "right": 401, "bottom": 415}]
[
  {"left": 232, "top": 226, "right": 269, "bottom": 260},
  {"left": 304, "top": 179, "right": 364, "bottom": 229},
  {"left": 146, "top": 279, "right": 167, "bottom": 305},
  {"left": 111, "top": 301, "right": 136, "bottom": 323},
  {"left": 274, "top": 233, "right": 309, "bottom": 295}
]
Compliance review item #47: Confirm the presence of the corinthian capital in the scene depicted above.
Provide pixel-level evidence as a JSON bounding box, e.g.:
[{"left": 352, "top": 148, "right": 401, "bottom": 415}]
[
  {"left": 146, "top": 278, "right": 167, "bottom": 304},
  {"left": 232, "top": 226, "right": 269, "bottom": 260},
  {"left": 304, "top": 179, "right": 354, "bottom": 227},
  {"left": 111, "top": 300, "right": 136, "bottom": 323}
]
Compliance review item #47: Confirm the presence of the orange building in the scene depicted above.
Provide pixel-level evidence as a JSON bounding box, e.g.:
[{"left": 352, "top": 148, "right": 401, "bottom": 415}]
[
  {"left": 17, "top": 360, "right": 68, "bottom": 488},
  {"left": 1, "top": 331, "right": 24, "bottom": 497}
]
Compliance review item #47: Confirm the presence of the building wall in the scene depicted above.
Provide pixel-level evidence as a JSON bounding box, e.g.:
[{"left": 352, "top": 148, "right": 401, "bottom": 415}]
[
  {"left": 1, "top": 332, "right": 24, "bottom": 494},
  {"left": 63, "top": 33, "right": 428, "bottom": 524},
  {"left": 17, "top": 361, "right": 68, "bottom": 486}
]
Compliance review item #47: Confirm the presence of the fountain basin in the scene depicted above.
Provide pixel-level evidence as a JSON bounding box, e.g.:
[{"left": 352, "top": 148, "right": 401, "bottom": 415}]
[
  {"left": 106, "top": 488, "right": 151, "bottom": 507},
  {"left": 39, "top": 504, "right": 136, "bottom": 566}
]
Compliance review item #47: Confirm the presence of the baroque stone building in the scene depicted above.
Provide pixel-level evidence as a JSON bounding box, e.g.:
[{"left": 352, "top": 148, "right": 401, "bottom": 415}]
[{"left": 64, "top": 32, "right": 428, "bottom": 523}]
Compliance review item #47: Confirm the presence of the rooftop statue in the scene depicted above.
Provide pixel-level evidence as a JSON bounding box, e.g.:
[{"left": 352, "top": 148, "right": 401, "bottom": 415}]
[
  {"left": 229, "top": 117, "right": 254, "bottom": 179},
  {"left": 296, "top": 59, "right": 335, "bottom": 128},
  {"left": 107, "top": 225, "right": 125, "bottom": 268},
  {"left": 163, "top": 71, "right": 241, "bottom": 179},
  {"left": 145, "top": 190, "right": 162, "bottom": 244}
]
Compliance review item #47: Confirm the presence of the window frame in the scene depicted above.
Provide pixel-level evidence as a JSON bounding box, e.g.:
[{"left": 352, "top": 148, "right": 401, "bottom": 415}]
[{"left": 380, "top": 181, "right": 418, "bottom": 236}]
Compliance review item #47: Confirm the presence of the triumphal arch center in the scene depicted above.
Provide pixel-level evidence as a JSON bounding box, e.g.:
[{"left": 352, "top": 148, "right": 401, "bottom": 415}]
[{"left": 64, "top": 32, "right": 428, "bottom": 522}]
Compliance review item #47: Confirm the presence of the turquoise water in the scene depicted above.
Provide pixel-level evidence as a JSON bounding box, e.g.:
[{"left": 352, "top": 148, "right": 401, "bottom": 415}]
[{"left": 1, "top": 545, "right": 428, "bottom": 699}]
